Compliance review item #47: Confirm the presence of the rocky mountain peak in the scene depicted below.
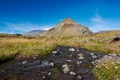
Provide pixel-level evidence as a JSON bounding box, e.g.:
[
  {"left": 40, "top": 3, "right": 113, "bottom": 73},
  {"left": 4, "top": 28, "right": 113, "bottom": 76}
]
[
  {"left": 25, "top": 18, "right": 92, "bottom": 37},
  {"left": 43, "top": 18, "right": 92, "bottom": 37},
  {"left": 60, "top": 18, "right": 77, "bottom": 25},
  {"left": 62, "top": 18, "right": 74, "bottom": 22}
]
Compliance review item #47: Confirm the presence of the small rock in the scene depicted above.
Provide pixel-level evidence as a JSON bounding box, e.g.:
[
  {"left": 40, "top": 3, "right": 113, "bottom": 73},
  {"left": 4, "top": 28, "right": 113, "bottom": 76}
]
[
  {"left": 22, "top": 60, "right": 27, "bottom": 65},
  {"left": 69, "top": 48, "right": 75, "bottom": 52},
  {"left": 42, "top": 76, "right": 46, "bottom": 79},
  {"left": 76, "top": 49, "right": 79, "bottom": 52},
  {"left": 90, "top": 53, "right": 94, "bottom": 56},
  {"left": 48, "top": 72, "right": 52, "bottom": 76},
  {"left": 109, "top": 53, "right": 117, "bottom": 56},
  {"left": 77, "top": 54, "right": 84, "bottom": 59},
  {"left": 77, "top": 76, "right": 82, "bottom": 79},
  {"left": 70, "top": 71, "right": 76, "bottom": 76},
  {"left": 41, "top": 61, "right": 49, "bottom": 67},
  {"left": 33, "top": 56, "right": 37, "bottom": 60},
  {"left": 49, "top": 62, "right": 54, "bottom": 67},
  {"left": 69, "top": 54, "right": 72, "bottom": 58},
  {"left": 66, "top": 60, "right": 72, "bottom": 62},
  {"left": 77, "top": 60, "right": 82, "bottom": 65},
  {"left": 92, "top": 55, "right": 97, "bottom": 58},
  {"left": 62, "top": 64, "right": 70, "bottom": 74},
  {"left": 91, "top": 61, "right": 95, "bottom": 65},
  {"left": 57, "top": 49, "right": 60, "bottom": 51},
  {"left": 52, "top": 51, "right": 57, "bottom": 54}
]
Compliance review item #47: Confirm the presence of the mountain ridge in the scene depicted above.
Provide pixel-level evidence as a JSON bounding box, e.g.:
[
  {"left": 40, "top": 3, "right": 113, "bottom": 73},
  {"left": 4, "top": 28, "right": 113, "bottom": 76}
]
[
  {"left": 43, "top": 18, "right": 92, "bottom": 37},
  {"left": 24, "top": 18, "right": 92, "bottom": 37}
]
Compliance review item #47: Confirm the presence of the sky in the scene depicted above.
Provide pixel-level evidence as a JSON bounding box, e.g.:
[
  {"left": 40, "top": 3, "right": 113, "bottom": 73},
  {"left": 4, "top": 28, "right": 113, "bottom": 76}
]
[{"left": 0, "top": 0, "right": 120, "bottom": 34}]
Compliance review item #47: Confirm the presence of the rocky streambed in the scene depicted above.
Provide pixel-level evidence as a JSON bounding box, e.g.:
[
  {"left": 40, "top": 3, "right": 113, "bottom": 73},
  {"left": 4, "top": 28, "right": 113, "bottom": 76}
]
[{"left": 0, "top": 45, "right": 120, "bottom": 80}]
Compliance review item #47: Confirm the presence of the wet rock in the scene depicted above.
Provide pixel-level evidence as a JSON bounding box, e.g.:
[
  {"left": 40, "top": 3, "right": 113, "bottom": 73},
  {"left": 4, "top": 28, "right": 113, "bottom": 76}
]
[
  {"left": 94, "top": 54, "right": 120, "bottom": 65},
  {"left": 49, "top": 62, "right": 54, "bottom": 67},
  {"left": 77, "top": 60, "right": 82, "bottom": 65},
  {"left": 33, "top": 56, "right": 37, "bottom": 60},
  {"left": 52, "top": 51, "right": 57, "bottom": 54},
  {"left": 70, "top": 71, "right": 76, "bottom": 76},
  {"left": 41, "top": 61, "right": 49, "bottom": 67},
  {"left": 48, "top": 72, "right": 52, "bottom": 76},
  {"left": 66, "top": 60, "right": 72, "bottom": 62},
  {"left": 21, "top": 60, "right": 27, "bottom": 65},
  {"left": 42, "top": 76, "right": 46, "bottom": 79},
  {"left": 77, "top": 53, "right": 84, "bottom": 59},
  {"left": 69, "top": 48, "right": 75, "bottom": 52},
  {"left": 76, "top": 49, "right": 79, "bottom": 52},
  {"left": 62, "top": 64, "right": 70, "bottom": 74},
  {"left": 77, "top": 75, "right": 82, "bottom": 79},
  {"left": 69, "top": 54, "right": 72, "bottom": 58},
  {"left": 92, "top": 55, "right": 97, "bottom": 58},
  {"left": 91, "top": 61, "right": 95, "bottom": 65},
  {"left": 57, "top": 49, "right": 60, "bottom": 51},
  {"left": 109, "top": 53, "right": 117, "bottom": 56},
  {"left": 90, "top": 53, "right": 94, "bottom": 56}
]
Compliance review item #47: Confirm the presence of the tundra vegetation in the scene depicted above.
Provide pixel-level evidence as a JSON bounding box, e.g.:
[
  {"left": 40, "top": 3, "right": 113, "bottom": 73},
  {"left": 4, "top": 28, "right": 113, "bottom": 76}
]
[{"left": 0, "top": 30, "right": 120, "bottom": 80}]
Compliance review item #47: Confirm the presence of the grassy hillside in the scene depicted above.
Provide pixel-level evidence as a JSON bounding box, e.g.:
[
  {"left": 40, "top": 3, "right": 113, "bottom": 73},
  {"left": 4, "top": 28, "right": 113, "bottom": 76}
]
[
  {"left": 55, "top": 30, "right": 120, "bottom": 54},
  {"left": 0, "top": 38, "right": 56, "bottom": 63},
  {"left": 0, "top": 30, "right": 120, "bottom": 63}
]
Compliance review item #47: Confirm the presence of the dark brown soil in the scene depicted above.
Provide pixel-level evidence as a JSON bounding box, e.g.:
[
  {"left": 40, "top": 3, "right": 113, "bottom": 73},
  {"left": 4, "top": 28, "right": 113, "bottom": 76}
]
[{"left": 0, "top": 45, "right": 105, "bottom": 80}]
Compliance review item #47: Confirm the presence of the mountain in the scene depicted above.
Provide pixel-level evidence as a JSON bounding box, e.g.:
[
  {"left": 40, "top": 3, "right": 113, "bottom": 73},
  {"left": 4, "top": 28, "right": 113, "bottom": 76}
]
[
  {"left": 42, "top": 18, "right": 92, "bottom": 37},
  {"left": 24, "top": 30, "right": 46, "bottom": 37}
]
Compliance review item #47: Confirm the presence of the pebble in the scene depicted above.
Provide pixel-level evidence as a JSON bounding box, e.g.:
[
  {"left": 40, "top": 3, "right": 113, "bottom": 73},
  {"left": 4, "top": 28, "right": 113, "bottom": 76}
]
[
  {"left": 49, "top": 62, "right": 54, "bottom": 67},
  {"left": 91, "top": 61, "right": 95, "bottom": 65},
  {"left": 62, "top": 64, "right": 70, "bottom": 74},
  {"left": 92, "top": 55, "right": 97, "bottom": 58},
  {"left": 90, "top": 53, "right": 94, "bottom": 56},
  {"left": 57, "top": 49, "right": 60, "bottom": 51},
  {"left": 41, "top": 61, "right": 49, "bottom": 67},
  {"left": 42, "top": 76, "right": 46, "bottom": 79},
  {"left": 33, "top": 57, "right": 37, "bottom": 60},
  {"left": 69, "top": 48, "right": 75, "bottom": 52},
  {"left": 76, "top": 49, "right": 79, "bottom": 52},
  {"left": 70, "top": 71, "right": 76, "bottom": 75},
  {"left": 66, "top": 60, "right": 72, "bottom": 62},
  {"left": 77, "top": 60, "right": 82, "bottom": 65},
  {"left": 69, "top": 54, "right": 72, "bottom": 58},
  {"left": 48, "top": 72, "right": 52, "bottom": 76},
  {"left": 52, "top": 51, "right": 57, "bottom": 54},
  {"left": 77, "top": 54, "right": 84, "bottom": 59},
  {"left": 22, "top": 60, "right": 27, "bottom": 65},
  {"left": 109, "top": 53, "right": 117, "bottom": 56},
  {"left": 94, "top": 54, "right": 120, "bottom": 65},
  {"left": 77, "top": 76, "right": 82, "bottom": 79}
]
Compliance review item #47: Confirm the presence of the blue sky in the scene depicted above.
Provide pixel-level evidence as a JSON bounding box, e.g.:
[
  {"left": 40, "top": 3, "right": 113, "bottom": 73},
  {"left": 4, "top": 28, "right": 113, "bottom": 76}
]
[{"left": 0, "top": 0, "right": 120, "bottom": 34}]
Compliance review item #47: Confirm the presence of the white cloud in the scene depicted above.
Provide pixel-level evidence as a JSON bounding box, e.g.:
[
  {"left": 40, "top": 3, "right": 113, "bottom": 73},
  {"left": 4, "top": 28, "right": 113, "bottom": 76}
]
[
  {"left": 90, "top": 12, "right": 120, "bottom": 32},
  {"left": 2, "top": 22, "right": 53, "bottom": 33}
]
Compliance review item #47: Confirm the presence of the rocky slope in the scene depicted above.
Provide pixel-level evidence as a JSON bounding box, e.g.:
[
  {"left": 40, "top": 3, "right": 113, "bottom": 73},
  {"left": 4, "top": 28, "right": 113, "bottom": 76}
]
[
  {"left": 24, "top": 18, "right": 92, "bottom": 37},
  {"left": 24, "top": 30, "right": 47, "bottom": 37},
  {"left": 43, "top": 18, "right": 92, "bottom": 37}
]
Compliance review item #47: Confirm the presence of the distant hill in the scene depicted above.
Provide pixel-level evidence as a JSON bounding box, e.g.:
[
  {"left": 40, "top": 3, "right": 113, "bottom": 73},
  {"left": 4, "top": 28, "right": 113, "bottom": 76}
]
[
  {"left": 96, "top": 30, "right": 120, "bottom": 34},
  {"left": 42, "top": 18, "right": 92, "bottom": 37},
  {"left": 24, "top": 18, "right": 92, "bottom": 37},
  {"left": 24, "top": 30, "right": 47, "bottom": 37}
]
